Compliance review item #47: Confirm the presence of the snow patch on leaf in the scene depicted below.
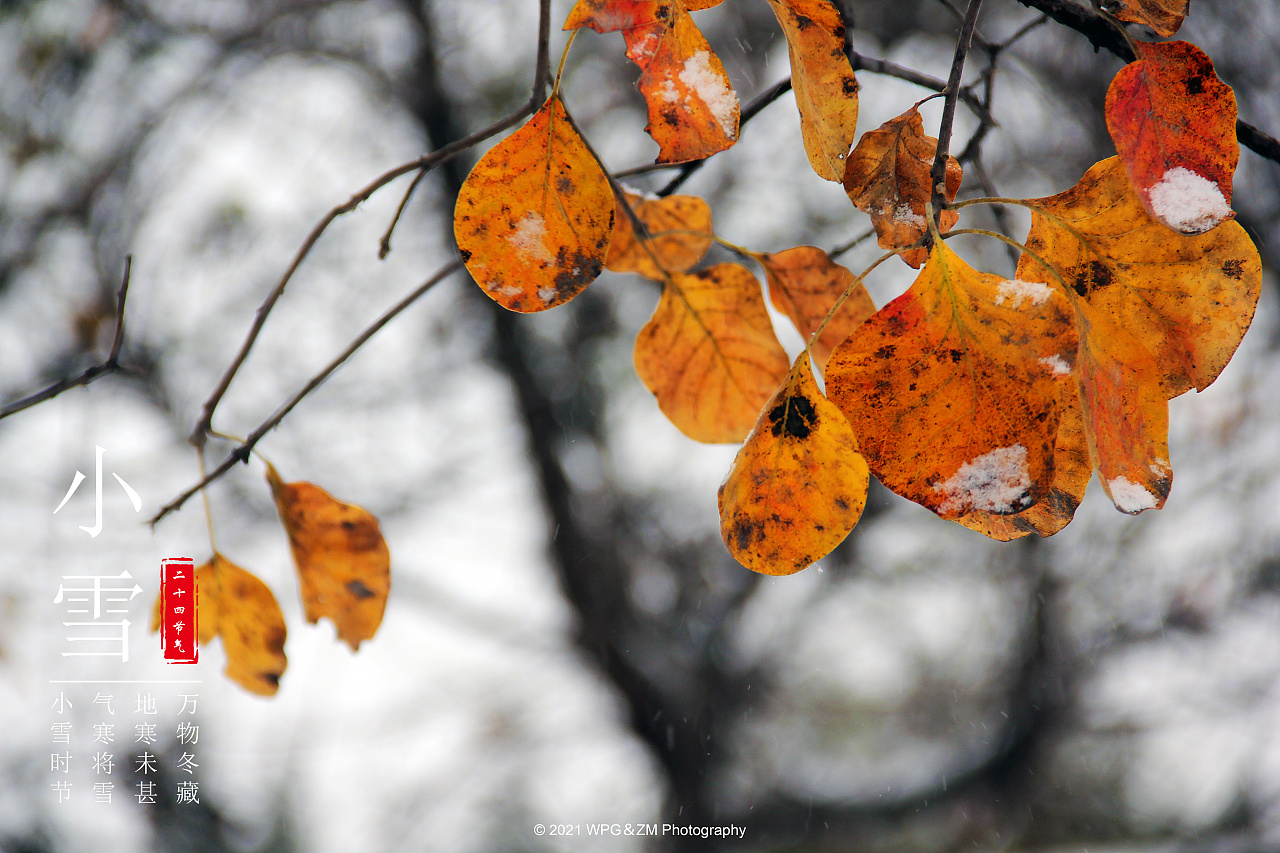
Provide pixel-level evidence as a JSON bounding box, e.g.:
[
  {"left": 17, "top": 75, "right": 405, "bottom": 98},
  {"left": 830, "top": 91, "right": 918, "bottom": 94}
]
[
  {"left": 996, "top": 279, "right": 1054, "bottom": 308},
  {"left": 508, "top": 212, "right": 554, "bottom": 264},
  {"left": 1147, "top": 167, "right": 1232, "bottom": 234},
  {"left": 933, "top": 444, "right": 1032, "bottom": 516},
  {"left": 679, "top": 51, "right": 736, "bottom": 138},
  {"left": 1039, "top": 354, "right": 1072, "bottom": 375},
  {"left": 1108, "top": 475, "right": 1158, "bottom": 513},
  {"left": 892, "top": 204, "right": 925, "bottom": 229}
]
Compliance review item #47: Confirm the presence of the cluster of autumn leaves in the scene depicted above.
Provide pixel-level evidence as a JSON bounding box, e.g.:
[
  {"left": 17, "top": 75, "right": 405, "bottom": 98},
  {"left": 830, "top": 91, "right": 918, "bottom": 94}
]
[
  {"left": 454, "top": 0, "right": 1260, "bottom": 577},
  {"left": 168, "top": 0, "right": 1264, "bottom": 694},
  {"left": 152, "top": 464, "right": 390, "bottom": 695}
]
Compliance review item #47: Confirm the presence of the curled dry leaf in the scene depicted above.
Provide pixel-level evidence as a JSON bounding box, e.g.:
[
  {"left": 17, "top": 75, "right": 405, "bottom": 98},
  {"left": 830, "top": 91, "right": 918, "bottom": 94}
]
[
  {"left": 565, "top": 0, "right": 739, "bottom": 163},
  {"left": 1106, "top": 41, "right": 1238, "bottom": 234},
  {"left": 843, "top": 107, "right": 962, "bottom": 268},
  {"left": 1106, "top": 0, "right": 1188, "bottom": 37},
  {"left": 607, "top": 189, "right": 713, "bottom": 278},
  {"left": 719, "top": 356, "right": 869, "bottom": 574},
  {"left": 454, "top": 94, "right": 613, "bottom": 312},
  {"left": 152, "top": 556, "right": 287, "bottom": 697},
  {"left": 267, "top": 464, "right": 391, "bottom": 652},
  {"left": 825, "top": 242, "right": 1077, "bottom": 520},
  {"left": 765, "top": 0, "right": 859, "bottom": 182},
  {"left": 759, "top": 246, "right": 874, "bottom": 372},
  {"left": 634, "top": 262, "right": 790, "bottom": 443}
]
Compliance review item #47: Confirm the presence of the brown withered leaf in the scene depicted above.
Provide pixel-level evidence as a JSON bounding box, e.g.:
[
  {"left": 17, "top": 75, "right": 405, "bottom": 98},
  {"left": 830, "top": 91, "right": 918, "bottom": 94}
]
[
  {"left": 266, "top": 464, "right": 391, "bottom": 652},
  {"left": 719, "top": 356, "right": 869, "bottom": 574},
  {"left": 607, "top": 189, "right": 713, "bottom": 278},
  {"left": 759, "top": 246, "right": 874, "bottom": 372},
  {"left": 842, "top": 107, "right": 962, "bottom": 268},
  {"left": 634, "top": 263, "right": 790, "bottom": 443}
]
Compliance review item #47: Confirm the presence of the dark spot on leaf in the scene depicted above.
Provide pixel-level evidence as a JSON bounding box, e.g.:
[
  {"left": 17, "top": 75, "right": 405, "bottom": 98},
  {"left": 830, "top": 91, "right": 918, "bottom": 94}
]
[
  {"left": 261, "top": 672, "right": 281, "bottom": 688},
  {"left": 794, "top": 13, "right": 812, "bottom": 29},
  {"left": 875, "top": 344, "right": 896, "bottom": 359},
  {"left": 834, "top": 497, "right": 849, "bottom": 511},
  {"left": 1223, "top": 259, "right": 1244, "bottom": 279},
  {"left": 1073, "top": 260, "right": 1114, "bottom": 297},
  {"left": 556, "top": 176, "right": 573, "bottom": 195},
  {"left": 459, "top": 248, "right": 472, "bottom": 262},
  {"left": 731, "top": 519, "right": 756, "bottom": 553},
  {"left": 948, "top": 348, "right": 965, "bottom": 364},
  {"left": 842, "top": 76, "right": 858, "bottom": 96},
  {"left": 768, "top": 394, "right": 818, "bottom": 439},
  {"left": 1186, "top": 75, "right": 1204, "bottom": 95},
  {"left": 341, "top": 519, "right": 356, "bottom": 530},
  {"left": 346, "top": 580, "right": 376, "bottom": 600}
]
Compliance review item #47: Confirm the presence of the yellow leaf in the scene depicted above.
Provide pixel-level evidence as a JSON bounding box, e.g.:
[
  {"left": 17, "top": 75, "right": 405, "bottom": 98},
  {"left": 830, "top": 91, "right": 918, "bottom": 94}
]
[
  {"left": 760, "top": 246, "right": 874, "bottom": 372},
  {"left": 766, "top": 0, "right": 859, "bottom": 181},
  {"left": 454, "top": 94, "right": 613, "bottom": 312},
  {"left": 825, "top": 242, "right": 1077, "bottom": 519},
  {"left": 1020, "top": 156, "right": 1260, "bottom": 398},
  {"left": 607, "top": 189, "right": 713, "bottom": 278},
  {"left": 207, "top": 556, "right": 289, "bottom": 697},
  {"left": 634, "top": 262, "right": 790, "bottom": 443},
  {"left": 267, "top": 464, "right": 391, "bottom": 651},
  {"left": 719, "top": 356, "right": 869, "bottom": 574}
]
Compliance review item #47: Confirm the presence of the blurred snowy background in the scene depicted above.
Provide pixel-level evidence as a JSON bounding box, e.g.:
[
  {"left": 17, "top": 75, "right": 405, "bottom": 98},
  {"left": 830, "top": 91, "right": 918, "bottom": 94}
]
[{"left": 2, "top": 0, "right": 1279, "bottom": 851}]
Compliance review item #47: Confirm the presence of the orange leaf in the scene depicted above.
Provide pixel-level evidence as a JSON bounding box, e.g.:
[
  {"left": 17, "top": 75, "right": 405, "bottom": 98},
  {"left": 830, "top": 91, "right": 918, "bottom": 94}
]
[
  {"left": 634, "top": 262, "right": 790, "bottom": 443},
  {"left": 719, "top": 356, "right": 869, "bottom": 574},
  {"left": 1020, "top": 156, "right": 1260, "bottom": 399},
  {"left": 842, "top": 107, "right": 962, "bottom": 267},
  {"left": 1105, "top": 41, "right": 1238, "bottom": 234},
  {"left": 454, "top": 94, "right": 613, "bottom": 312},
  {"left": 759, "top": 246, "right": 874, "bottom": 371},
  {"left": 956, "top": 387, "right": 1091, "bottom": 539},
  {"left": 1110, "top": 0, "right": 1188, "bottom": 37},
  {"left": 267, "top": 464, "right": 391, "bottom": 652},
  {"left": 1074, "top": 301, "right": 1172, "bottom": 513},
  {"left": 766, "top": 0, "right": 859, "bottom": 181},
  {"left": 625, "top": 1, "right": 739, "bottom": 163},
  {"left": 825, "top": 242, "right": 1076, "bottom": 519},
  {"left": 607, "top": 189, "right": 713, "bottom": 277},
  {"left": 564, "top": 0, "right": 666, "bottom": 31}
]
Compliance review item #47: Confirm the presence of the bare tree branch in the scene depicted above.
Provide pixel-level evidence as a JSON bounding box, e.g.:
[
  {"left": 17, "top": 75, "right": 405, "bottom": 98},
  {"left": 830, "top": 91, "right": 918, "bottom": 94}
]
[
  {"left": 931, "top": 0, "right": 985, "bottom": 230},
  {"left": 0, "top": 257, "right": 132, "bottom": 420},
  {"left": 186, "top": 110, "right": 528, "bottom": 451},
  {"left": 152, "top": 259, "right": 461, "bottom": 525}
]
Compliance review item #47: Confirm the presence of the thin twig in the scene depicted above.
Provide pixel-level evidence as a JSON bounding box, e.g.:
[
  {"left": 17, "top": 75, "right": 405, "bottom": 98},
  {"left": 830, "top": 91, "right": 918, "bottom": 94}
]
[
  {"left": 850, "top": 53, "right": 995, "bottom": 126},
  {"left": 930, "top": 0, "right": 985, "bottom": 232},
  {"left": 655, "top": 77, "right": 794, "bottom": 195},
  {"left": 531, "top": 0, "right": 554, "bottom": 105},
  {"left": 153, "top": 259, "right": 463, "bottom": 526},
  {"left": 377, "top": 167, "right": 429, "bottom": 260},
  {"left": 829, "top": 228, "right": 876, "bottom": 260},
  {"left": 186, "top": 109, "right": 529, "bottom": 450},
  {"left": 0, "top": 257, "right": 132, "bottom": 420}
]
